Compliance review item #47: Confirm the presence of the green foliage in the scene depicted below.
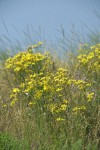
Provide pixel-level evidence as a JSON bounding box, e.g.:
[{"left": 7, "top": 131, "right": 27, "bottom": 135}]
[
  {"left": 0, "top": 132, "right": 29, "bottom": 150},
  {"left": 71, "top": 139, "right": 83, "bottom": 150},
  {"left": 86, "top": 143, "right": 98, "bottom": 150}
]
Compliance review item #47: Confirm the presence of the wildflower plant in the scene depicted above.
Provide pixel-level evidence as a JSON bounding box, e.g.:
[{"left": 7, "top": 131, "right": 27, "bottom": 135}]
[
  {"left": 77, "top": 44, "right": 100, "bottom": 80},
  {"left": 0, "top": 41, "right": 100, "bottom": 149},
  {"left": 5, "top": 45, "right": 52, "bottom": 106},
  {"left": 5, "top": 43, "right": 99, "bottom": 120}
]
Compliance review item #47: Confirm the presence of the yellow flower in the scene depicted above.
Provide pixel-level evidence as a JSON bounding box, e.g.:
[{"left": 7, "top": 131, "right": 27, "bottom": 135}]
[
  {"left": 44, "top": 85, "right": 48, "bottom": 91},
  {"left": 56, "top": 118, "right": 65, "bottom": 121},
  {"left": 87, "top": 93, "right": 94, "bottom": 101},
  {"left": 56, "top": 88, "right": 62, "bottom": 92},
  {"left": 32, "top": 42, "right": 43, "bottom": 49},
  {"left": 2, "top": 104, "right": 7, "bottom": 108},
  {"left": 49, "top": 104, "right": 56, "bottom": 113},
  {"left": 63, "top": 99, "right": 68, "bottom": 104},
  {"left": 14, "top": 67, "right": 21, "bottom": 72},
  {"left": 87, "top": 52, "right": 94, "bottom": 60},
  {"left": 10, "top": 99, "right": 17, "bottom": 106},
  {"left": 73, "top": 106, "right": 86, "bottom": 111},
  {"left": 12, "top": 88, "right": 20, "bottom": 93},
  {"left": 60, "top": 104, "right": 67, "bottom": 111},
  {"left": 34, "top": 90, "right": 43, "bottom": 99},
  {"left": 28, "top": 101, "right": 36, "bottom": 105}
]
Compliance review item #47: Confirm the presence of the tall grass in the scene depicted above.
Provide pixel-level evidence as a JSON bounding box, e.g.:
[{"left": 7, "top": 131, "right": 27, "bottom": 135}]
[{"left": 0, "top": 24, "right": 100, "bottom": 149}]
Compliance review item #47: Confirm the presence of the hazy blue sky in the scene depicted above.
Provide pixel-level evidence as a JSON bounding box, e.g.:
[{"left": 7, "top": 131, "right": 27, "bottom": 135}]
[{"left": 0, "top": 0, "right": 100, "bottom": 43}]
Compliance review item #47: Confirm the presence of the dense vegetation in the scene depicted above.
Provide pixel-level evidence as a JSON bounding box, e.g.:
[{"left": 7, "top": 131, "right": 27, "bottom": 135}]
[{"left": 0, "top": 40, "right": 100, "bottom": 149}]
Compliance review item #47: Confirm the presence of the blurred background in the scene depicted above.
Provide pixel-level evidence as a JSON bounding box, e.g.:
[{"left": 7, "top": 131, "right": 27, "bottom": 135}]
[{"left": 0, "top": 0, "right": 100, "bottom": 54}]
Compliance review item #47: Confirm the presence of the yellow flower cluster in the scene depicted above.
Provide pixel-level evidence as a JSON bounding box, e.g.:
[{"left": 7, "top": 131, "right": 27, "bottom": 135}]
[
  {"left": 73, "top": 105, "right": 86, "bottom": 111},
  {"left": 87, "top": 92, "right": 94, "bottom": 102},
  {"left": 6, "top": 51, "right": 45, "bottom": 73},
  {"left": 77, "top": 44, "right": 100, "bottom": 73},
  {"left": 71, "top": 79, "right": 91, "bottom": 90},
  {"left": 5, "top": 42, "right": 99, "bottom": 122},
  {"left": 72, "top": 105, "right": 86, "bottom": 115},
  {"left": 27, "top": 41, "right": 43, "bottom": 51}
]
